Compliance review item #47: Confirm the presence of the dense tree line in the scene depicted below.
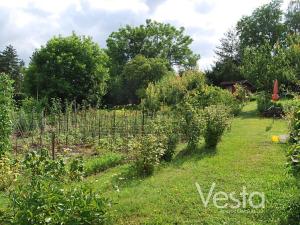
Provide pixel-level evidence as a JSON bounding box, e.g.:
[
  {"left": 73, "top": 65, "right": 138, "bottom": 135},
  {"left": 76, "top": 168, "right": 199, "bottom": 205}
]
[
  {"left": 0, "top": 20, "right": 199, "bottom": 106},
  {"left": 1, "top": 0, "right": 299, "bottom": 107},
  {"left": 207, "top": 0, "right": 300, "bottom": 92}
]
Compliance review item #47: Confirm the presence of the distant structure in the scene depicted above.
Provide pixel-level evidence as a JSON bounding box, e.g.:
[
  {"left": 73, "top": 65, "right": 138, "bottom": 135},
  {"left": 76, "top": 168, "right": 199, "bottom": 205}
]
[{"left": 220, "top": 80, "right": 256, "bottom": 93}]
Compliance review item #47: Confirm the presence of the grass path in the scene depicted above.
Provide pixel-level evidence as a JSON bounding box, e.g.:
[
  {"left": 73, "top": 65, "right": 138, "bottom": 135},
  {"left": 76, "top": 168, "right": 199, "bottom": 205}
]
[{"left": 85, "top": 102, "right": 299, "bottom": 224}]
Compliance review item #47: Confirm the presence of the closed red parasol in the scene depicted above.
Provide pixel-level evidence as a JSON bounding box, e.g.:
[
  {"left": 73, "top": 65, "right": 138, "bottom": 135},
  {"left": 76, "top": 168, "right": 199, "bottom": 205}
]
[{"left": 272, "top": 79, "right": 279, "bottom": 101}]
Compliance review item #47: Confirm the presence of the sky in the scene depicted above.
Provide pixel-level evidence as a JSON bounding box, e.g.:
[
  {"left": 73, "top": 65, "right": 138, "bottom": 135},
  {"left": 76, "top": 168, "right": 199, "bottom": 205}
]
[{"left": 0, "top": 0, "right": 290, "bottom": 70}]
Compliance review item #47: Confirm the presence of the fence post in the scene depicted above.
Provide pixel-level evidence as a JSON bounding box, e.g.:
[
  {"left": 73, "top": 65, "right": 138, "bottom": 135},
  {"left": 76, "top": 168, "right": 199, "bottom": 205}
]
[
  {"left": 142, "top": 108, "right": 145, "bottom": 135},
  {"left": 51, "top": 132, "right": 55, "bottom": 160},
  {"left": 66, "top": 110, "right": 69, "bottom": 146}
]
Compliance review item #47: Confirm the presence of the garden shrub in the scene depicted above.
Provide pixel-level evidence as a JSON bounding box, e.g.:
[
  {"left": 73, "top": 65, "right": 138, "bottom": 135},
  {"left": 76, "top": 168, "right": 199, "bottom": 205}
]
[
  {"left": 201, "top": 86, "right": 242, "bottom": 116},
  {"left": 257, "top": 92, "right": 284, "bottom": 117},
  {"left": 0, "top": 149, "right": 110, "bottom": 225},
  {"left": 176, "top": 101, "right": 205, "bottom": 149},
  {"left": 287, "top": 108, "right": 300, "bottom": 173},
  {"left": 288, "top": 108, "right": 300, "bottom": 144},
  {"left": 0, "top": 154, "right": 20, "bottom": 191},
  {"left": 130, "top": 134, "right": 166, "bottom": 176},
  {"left": 184, "top": 86, "right": 242, "bottom": 116},
  {"left": 148, "top": 116, "right": 180, "bottom": 162},
  {"left": 69, "top": 156, "right": 84, "bottom": 181},
  {"left": 142, "top": 70, "right": 206, "bottom": 111},
  {"left": 233, "top": 84, "right": 250, "bottom": 103},
  {"left": 287, "top": 144, "right": 300, "bottom": 173},
  {"left": 0, "top": 73, "right": 13, "bottom": 157},
  {"left": 202, "top": 105, "right": 231, "bottom": 148},
  {"left": 84, "top": 153, "right": 123, "bottom": 176},
  {"left": 283, "top": 98, "right": 300, "bottom": 115}
]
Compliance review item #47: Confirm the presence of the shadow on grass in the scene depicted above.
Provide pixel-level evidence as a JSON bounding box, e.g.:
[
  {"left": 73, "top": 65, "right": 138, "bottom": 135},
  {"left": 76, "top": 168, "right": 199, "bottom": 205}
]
[
  {"left": 238, "top": 108, "right": 258, "bottom": 119},
  {"left": 172, "top": 143, "right": 217, "bottom": 167}
]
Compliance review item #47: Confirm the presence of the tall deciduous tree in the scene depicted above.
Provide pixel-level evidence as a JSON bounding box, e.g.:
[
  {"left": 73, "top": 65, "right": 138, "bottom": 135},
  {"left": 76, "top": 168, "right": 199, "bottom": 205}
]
[
  {"left": 236, "top": 0, "right": 285, "bottom": 49},
  {"left": 121, "top": 55, "right": 169, "bottom": 103},
  {"left": 0, "top": 45, "right": 24, "bottom": 95},
  {"left": 105, "top": 19, "right": 200, "bottom": 104},
  {"left": 285, "top": 0, "right": 300, "bottom": 34},
  {"left": 24, "top": 33, "right": 109, "bottom": 105},
  {"left": 240, "top": 43, "right": 296, "bottom": 91},
  {"left": 107, "top": 19, "right": 199, "bottom": 76}
]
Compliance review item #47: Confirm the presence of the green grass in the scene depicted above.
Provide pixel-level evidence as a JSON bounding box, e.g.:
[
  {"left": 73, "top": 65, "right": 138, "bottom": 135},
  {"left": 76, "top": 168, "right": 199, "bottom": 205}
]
[
  {"left": 84, "top": 152, "right": 124, "bottom": 176},
  {"left": 82, "top": 102, "right": 299, "bottom": 224},
  {"left": 1, "top": 102, "right": 299, "bottom": 224}
]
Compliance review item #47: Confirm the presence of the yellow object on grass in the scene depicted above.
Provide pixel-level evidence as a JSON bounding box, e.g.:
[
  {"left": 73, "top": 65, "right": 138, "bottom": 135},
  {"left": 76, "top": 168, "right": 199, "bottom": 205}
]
[{"left": 272, "top": 135, "right": 279, "bottom": 143}]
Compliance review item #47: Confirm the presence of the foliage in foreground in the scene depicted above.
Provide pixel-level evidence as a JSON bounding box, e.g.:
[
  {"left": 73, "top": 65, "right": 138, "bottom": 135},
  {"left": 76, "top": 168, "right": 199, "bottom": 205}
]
[
  {"left": 288, "top": 108, "right": 300, "bottom": 173},
  {"left": 0, "top": 74, "right": 13, "bottom": 157},
  {"left": 0, "top": 150, "right": 110, "bottom": 225},
  {"left": 0, "top": 154, "right": 20, "bottom": 191}
]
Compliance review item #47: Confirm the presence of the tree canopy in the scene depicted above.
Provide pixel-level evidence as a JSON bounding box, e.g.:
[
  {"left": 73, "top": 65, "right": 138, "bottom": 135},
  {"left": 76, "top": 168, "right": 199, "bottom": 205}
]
[
  {"left": 240, "top": 42, "right": 296, "bottom": 90},
  {"left": 106, "top": 19, "right": 200, "bottom": 76},
  {"left": 236, "top": 0, "right": 285, "bottom": 49},
  {"left": 24, "top": 33, "right": 109, "bottom": 105},
  {"left": 121, "top": 55, "right": 169, "bottom": 103},
  {"left": 0, "top": 45, "right": 24, "bottom": 95},
  {"left": 285, "top": 0, "right": 300, "bottom": 34}
]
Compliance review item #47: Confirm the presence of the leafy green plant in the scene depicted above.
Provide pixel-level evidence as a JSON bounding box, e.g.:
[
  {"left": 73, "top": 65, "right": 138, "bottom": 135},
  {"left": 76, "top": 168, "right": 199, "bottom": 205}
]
[
  {"left": 1, "top": 149, "right": 110, "bottom": 225},
  {"left": 130, "top": 134, "right": 166, "bottom": 176},
  {"left": 176, "top": 101, "right": 205, "bottom": 149},
  {"left": 0, "top": 73, "right": 13, "bottom": 157},
  {"left": 69, "top": 156, "right": 84, "bottom": 181},
  {"left": 202, "top": 105, "right": 231, "bottom": 148},
  {"left": 148, "top": 117, "right": 180, "bottom": 162},
  {"left": 233, "top": 84, "right": 250, "bottom": 103},
  {"left": 288, "top": 109, "right": 300, "bottom": 144},
  {"left": 84, "top": 153, "right": 123, "bottom": 176},
  {"left": 287, "top": 144, "right": 300, "bottom": 173}
]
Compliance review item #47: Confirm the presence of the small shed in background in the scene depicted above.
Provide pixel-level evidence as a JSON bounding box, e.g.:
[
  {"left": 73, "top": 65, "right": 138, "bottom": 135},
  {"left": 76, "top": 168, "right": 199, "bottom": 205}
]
[{"left": 220, "top": 80, "right": 256, "bottom": 93}]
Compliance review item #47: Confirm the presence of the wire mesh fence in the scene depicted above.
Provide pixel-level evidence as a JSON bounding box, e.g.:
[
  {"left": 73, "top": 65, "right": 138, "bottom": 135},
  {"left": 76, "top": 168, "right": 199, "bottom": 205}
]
[{"left": 11, "top": 105, "right": 173, "bottom": 157}]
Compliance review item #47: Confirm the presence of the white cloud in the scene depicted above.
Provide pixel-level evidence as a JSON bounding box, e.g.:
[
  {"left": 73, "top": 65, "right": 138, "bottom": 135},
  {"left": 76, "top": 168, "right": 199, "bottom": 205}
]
[
  {"left": 86, "top": 0, "right": 149, "bottom": 13},
  {"left": 151, "top": 0, "right": 290, "bottom": 69},
  {"left": 0, "top": 0, "right": 292, "bottom": 70}
]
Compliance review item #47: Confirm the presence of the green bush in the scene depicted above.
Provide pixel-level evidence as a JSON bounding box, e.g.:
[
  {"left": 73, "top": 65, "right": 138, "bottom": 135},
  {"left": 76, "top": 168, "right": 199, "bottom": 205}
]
[
  {"left": 0, "top": 74, "right": 13, "bottom": 157},
  {"left": 1, "top": 150, "right": 109, "bottom": 225},
  {"left": 130, "top": 134, "right": 166, "bottom": 176},
  {"left": 201, "top": 86, "right": 242, "bottom": 116},
  {"left": 142, "top": 70, "right": 206, "bottom": 111},
  {"left": 287, "top": 144, "right": 300, "bottom": 173},
  {"left": 69, "top": 156, "right": 84, "bottom": 181},
  {"left": 84, "top": 153, "right": 123, "bottom": 176},
  {"left": 233, "top": 84, "right": 250, "bottom": 103},
  {"left": 257, "top": 92, "right": 273, "bottom": 114},
  {"left": 203, "top": 105, "right": 231, "bottom": 148},
  {"left": 148, "top": 117, "right": 180, "bottom": 162},
  {"left": 288, "top": 109, "right": 300, "bottom": 144},
  {"left": 176, "top": 101, "right": 205, "bottom": 149}
]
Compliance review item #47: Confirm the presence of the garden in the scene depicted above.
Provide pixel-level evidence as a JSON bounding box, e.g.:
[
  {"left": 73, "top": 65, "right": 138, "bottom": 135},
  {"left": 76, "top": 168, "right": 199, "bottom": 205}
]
[{"left": 0, "top": 0, "right": 300, "bottom": 224}]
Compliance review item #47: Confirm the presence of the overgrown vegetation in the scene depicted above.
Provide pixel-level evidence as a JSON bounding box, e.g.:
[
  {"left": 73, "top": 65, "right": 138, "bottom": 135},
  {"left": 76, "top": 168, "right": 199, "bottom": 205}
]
[
  {"left": 0, "top": 1, "right": 299, "bottom": 223},
  {"left": 0, "top": 74, "right": 13, "bottom": 157},
  {"left": 0, "top": 150, "right": 110, "bottom": 225}
]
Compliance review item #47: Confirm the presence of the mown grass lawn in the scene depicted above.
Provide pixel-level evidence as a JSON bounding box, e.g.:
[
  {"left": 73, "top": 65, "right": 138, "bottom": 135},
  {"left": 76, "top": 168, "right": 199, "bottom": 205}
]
[
  {"left": 83, "top": 101, "right": 299, "bottom": 224},
  {"left": 0, "top": 102, "right": 299, "bottom": 224}
]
